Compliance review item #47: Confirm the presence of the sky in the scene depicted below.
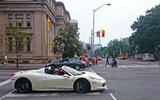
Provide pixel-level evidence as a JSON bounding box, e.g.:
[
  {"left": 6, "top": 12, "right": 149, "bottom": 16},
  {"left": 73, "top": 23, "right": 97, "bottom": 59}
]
[{"left": 56, "top": 0, "right": 160, "bottom": 47}]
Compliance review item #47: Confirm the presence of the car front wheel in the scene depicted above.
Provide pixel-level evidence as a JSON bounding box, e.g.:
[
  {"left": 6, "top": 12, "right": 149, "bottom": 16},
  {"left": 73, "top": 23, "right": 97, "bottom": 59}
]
[{"left": 74, "top": 78, "right": 91, "bottom": 93}]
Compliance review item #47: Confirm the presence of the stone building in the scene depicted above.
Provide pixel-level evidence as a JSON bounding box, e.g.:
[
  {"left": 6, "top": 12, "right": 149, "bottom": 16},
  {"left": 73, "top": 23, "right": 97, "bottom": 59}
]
[{"left": 0, "top": 0, "right": 76, "bottom": 64}]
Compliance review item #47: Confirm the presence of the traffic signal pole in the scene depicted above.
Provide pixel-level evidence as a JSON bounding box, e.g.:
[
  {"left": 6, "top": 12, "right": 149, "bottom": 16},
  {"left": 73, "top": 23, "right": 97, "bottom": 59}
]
[{"left": 92, "top": 3, "right": 111, "bottom": 57}]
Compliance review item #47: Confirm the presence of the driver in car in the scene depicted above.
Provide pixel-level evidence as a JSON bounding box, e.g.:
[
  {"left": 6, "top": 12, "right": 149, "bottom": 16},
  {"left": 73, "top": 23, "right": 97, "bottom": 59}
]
[
  {"left": 54, "top": 68, "right": 66, "bottom": 75},
  {"left": 54, "top": 68, "right": 60, "bottom": 75}
]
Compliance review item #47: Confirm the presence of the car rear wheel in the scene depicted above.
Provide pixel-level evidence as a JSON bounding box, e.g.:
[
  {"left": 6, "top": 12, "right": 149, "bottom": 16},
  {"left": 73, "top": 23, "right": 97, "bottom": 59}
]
[
  {"left": 74, "top": 78, "right": 91, "bottom": 93},
  {"left": 75, "top": 65, "right": 80, "bottom": 70},
  {"left": 15, "top": 78, "right": 32, "bottom": 93}
]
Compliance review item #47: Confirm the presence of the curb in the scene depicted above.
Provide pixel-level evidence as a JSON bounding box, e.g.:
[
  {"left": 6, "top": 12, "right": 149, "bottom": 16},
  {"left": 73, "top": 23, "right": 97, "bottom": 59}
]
[
  {"left": 0, "top": 64, "right": 44, "bottom": 70},
  {"left": 0, "top": 67, "right": 42, "bottom": 70}
]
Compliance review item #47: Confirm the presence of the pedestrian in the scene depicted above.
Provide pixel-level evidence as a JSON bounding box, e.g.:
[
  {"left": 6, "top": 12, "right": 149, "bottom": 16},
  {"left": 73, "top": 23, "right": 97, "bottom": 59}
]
[
  {"left": 82, "top": 55, "right": 86, "bottom": 62},
  {"left": 111, "top": 57, "right": 117, "bottom": 67},
  {"left": 85, "top": 55, "right": 89, "bottom": 66},
  {"left": 4, "top": 55, "right": 8, "bottom": 65},
  {"left": 95, "top": 56, "right": 98, "bottom": 66},
  {"left": 105, "top": 57, "right": 109, "bottom": 67}
]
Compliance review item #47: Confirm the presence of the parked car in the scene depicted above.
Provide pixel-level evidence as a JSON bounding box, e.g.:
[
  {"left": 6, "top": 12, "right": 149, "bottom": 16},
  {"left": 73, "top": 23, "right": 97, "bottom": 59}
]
[
  {"left": 46, "top": 58, "right": 87, "bottom": 70},
  {"left": 142, "top": 53, "right": 156, "bottom": 61},
  {"left": 11, "top": 66, "right": 106, "bottom": 93},
  {"left": 98, "top": 57, "right": 102, "bottom": 60},
  {"left": 117, "top": 54, "right": 127, "bottom": 60}
]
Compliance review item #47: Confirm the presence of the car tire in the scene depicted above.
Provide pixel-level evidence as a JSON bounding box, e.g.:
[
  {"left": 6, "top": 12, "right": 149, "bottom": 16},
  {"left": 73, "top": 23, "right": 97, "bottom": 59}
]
[
  {"left": 74, "top": 78, "right": 91, "bottom": 93},
  {"left": 75, "top": 65, "right": 80, "bottom": 70},
  {"left": 15, "top": 78, "right": 32, "bottom": 93}
]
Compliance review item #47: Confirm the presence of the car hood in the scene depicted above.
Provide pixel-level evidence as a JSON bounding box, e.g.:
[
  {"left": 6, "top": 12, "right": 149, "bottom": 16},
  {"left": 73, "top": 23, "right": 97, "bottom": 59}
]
[{"left": 81, "top": 71, "right": 105, "bottom": 80}]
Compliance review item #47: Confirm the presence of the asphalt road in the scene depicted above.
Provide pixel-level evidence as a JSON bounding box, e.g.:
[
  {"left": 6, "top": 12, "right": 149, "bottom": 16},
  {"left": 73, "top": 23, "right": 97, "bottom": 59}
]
[{"left": 0, "top": 60, "right": 160, "bottom": 100}]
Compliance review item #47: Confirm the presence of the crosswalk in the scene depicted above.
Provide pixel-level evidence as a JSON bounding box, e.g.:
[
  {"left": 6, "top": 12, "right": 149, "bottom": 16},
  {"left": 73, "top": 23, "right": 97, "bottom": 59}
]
[
  {"left": 118, "top": 64, "right": 160, "bottom": 69},
  {"left": 0, "top": 89, "right": 107, "bottom": 100}
]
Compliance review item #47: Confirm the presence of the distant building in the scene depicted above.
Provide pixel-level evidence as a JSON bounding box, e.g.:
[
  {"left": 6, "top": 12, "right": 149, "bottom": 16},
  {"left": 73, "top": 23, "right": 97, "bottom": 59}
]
[
  {"left": 70, "top": 19, "right": 78, "bottom": 29},
  {"left": 0, "top": 0, "right": 77, "bottom": 64}
]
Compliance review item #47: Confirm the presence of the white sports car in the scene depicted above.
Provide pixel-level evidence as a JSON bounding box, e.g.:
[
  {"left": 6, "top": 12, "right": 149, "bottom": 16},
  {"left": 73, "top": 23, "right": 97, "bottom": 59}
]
[{"left": 11, "top": 66, "right": 106, "bottom": 93}]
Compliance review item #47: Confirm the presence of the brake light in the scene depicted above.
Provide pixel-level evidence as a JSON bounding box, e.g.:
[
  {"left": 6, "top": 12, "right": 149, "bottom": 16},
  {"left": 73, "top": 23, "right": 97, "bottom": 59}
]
[{"left": 11, "top": 73, "right": 16, "bottom": 76}]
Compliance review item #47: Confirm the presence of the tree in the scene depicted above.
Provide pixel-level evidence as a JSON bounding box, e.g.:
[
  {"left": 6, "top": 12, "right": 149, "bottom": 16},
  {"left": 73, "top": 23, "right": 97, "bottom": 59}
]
[
  {"left": 53, "top": 26, "right": 82, "bottom": 59},
  {"left": 95, "top": 39, "right": 129, "bottom": 57},
  {"left": 129, "top": 4, "right": 160, "bottom": 57},
  {"left": 6, "top": 26, "right": 31, "bottom": 68}
]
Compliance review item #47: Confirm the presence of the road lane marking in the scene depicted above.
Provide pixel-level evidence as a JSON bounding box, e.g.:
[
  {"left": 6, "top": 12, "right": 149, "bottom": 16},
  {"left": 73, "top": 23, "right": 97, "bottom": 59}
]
[
  {"left": 105, "top": 86, "right": 117, "bottom": 100},
  {"left": 89, "top": 67, "right": 118, "bottom": 100},
  {"left": 4, "top": 91, "right": 101, "bottom": 98},
  {"left": 6, "top": 92, "right": 58, "bottom": 97},
  {"left": 0, "top": 90, "right": 15, "bottom": 100},
  {"left": 88, "top": 67, "right": 96, "bottom": 73},
  {"left": 0, "top": 79, "right": 11, "bottom": 87},
  {"left": 109, "top": 93, "right": 117, "bottom": 100}
]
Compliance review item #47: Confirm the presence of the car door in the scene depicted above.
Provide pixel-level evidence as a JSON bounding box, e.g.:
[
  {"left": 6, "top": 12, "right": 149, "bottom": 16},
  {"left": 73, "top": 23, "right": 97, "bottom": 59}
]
[{"left": 44, "top": 74, "right": 73, "bottom": 90}]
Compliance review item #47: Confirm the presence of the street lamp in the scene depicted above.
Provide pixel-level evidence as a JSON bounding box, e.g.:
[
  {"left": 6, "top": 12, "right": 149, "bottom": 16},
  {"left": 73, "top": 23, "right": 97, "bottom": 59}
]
[{"left": 91, "top": 3, "right": 111, "bottom": 57}]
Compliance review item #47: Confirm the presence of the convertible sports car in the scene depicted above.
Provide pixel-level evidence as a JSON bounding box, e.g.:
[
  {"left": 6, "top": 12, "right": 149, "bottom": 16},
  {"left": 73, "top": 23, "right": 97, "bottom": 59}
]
[
  {"left": 11, "top": 66, "right": 106, "bottom": 93},
  {"left": 47, "top": 58, "right": 87, "bottom": 70}
]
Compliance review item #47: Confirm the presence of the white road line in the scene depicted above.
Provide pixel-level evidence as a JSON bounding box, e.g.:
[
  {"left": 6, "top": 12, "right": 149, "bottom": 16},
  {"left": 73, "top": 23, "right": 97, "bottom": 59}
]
[
  {"left": 0, "top": 90, "right": 15, "bottom": 100},
  {"left": 87, "top": 92, "right": 100, "bottom": 95},
  {"left": 109, "top": 93, "right": 118, "bottom": 100},
  {"left": 6, "top": 92, "right": 58, "bottom": 97},
  {"left": 89, "top": 67, "right": 118, "bottom": 100},
  {"left": 0, "top": 79, "right": 11, "bottom": 87},
  {"left": 88, "top": 67, "right": 96, "bottom": 73},
  {"left": 105, "top": 86, "right": 117, "bottom": 100}
]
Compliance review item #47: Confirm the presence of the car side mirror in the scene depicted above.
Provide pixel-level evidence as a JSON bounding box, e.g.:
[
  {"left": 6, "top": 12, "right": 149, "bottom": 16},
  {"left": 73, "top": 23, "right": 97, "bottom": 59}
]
[{"left": 63, "top": 74, "right": 69, "bottom": 78}]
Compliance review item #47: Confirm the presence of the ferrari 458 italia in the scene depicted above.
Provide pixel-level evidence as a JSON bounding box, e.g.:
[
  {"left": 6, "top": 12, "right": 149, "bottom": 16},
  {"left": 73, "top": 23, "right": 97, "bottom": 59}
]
[{"left": 11, "top": 66, "right": 106, "bottom": 93}]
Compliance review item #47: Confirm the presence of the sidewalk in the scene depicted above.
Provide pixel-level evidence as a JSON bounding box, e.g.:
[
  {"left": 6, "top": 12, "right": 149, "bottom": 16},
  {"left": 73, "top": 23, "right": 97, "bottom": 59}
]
[{"left": 0, "top": 63, "right": 46, "bottom": 70}]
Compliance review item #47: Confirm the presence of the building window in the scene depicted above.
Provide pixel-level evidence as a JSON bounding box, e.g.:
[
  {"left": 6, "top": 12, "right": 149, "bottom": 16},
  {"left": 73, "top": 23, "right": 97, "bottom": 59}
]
[
  {"left": 16, "top": 38, "right": 23, "bottom": 51},
  {"left": 26, "top": 14, "right": 31, "bottom": 27},
  {"left": 8, "top": 37, "right": 12, "bottom": 51},
  {"left": 15, "top": 14, "right": 23, "bottom": 27},
  {"left": 8, "top": 14, "right": 13, "bottom": 27},
  {"left": 27, "top": 37, "right": 31, "bottom": 52}
]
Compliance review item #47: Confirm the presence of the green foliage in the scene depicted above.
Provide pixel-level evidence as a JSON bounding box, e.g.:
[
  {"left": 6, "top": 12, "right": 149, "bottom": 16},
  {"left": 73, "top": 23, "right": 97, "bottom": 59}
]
[
  {"left": 95, "top": 39, "right": 129, "bottom": 57},
  {"left": 6, "top": 26, "right": 31, "bottom": 52},
  {"left": 106, "top": 39, "right": 129, "bottom": 57},
  {"left": 129, "top": 4, "right": 160, "bottom": 54},
  {"left": 53, "top": 28, "right": 66, "bottom": 54},
  {"left": 53, "top": 26, "right": 82, "bottom": 59}
]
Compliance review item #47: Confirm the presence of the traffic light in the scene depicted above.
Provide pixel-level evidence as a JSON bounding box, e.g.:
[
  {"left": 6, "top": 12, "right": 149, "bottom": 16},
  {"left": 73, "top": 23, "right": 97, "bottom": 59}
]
[
  {"left": 48, "top": 18, "right": 51, "bottom": 29},
  {"left": 87, "top": 44, "right": 91, "bottom": 50},
  {"left": 52, "top": 42, "right": 55, "bottom": 48},
  {"left": 96, "top": 31, "right": 100, "bottom": 37},
  {"left": 101, "top": 30, "right": 105, "bottom": 37}
]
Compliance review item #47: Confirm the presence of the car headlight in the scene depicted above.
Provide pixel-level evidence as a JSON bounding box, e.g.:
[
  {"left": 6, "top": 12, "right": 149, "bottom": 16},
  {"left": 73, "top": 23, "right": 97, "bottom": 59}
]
[{"left": 89, "top": 76, "right": 102, "bottom": 81}]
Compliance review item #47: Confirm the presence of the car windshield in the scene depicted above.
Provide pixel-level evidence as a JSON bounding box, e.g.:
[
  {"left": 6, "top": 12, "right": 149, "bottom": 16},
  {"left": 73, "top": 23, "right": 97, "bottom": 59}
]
[
  {"left": 62, "top": 66, "right": 82, "bottom": 76},
  {"left": 68, "top": 58, "right": 76, "bottom": 62},
  {"left": 69, "top": 58, "right": 81, "bottom": 63}
]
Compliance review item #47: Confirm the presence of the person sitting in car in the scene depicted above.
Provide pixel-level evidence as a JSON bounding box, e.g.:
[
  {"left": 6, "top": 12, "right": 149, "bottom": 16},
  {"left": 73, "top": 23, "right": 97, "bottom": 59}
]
[
  {"left": 54, "top": 68, "right": 67, "bottom": 75},
  {"left": 54, "top": 68, "right": 60, "bottom": 75}
]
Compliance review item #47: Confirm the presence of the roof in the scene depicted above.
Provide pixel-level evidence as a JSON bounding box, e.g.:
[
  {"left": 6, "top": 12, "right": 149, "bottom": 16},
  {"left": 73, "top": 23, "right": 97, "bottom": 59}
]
[{"left": 70, "top": 19, "right": 78, "bottom": 24}]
